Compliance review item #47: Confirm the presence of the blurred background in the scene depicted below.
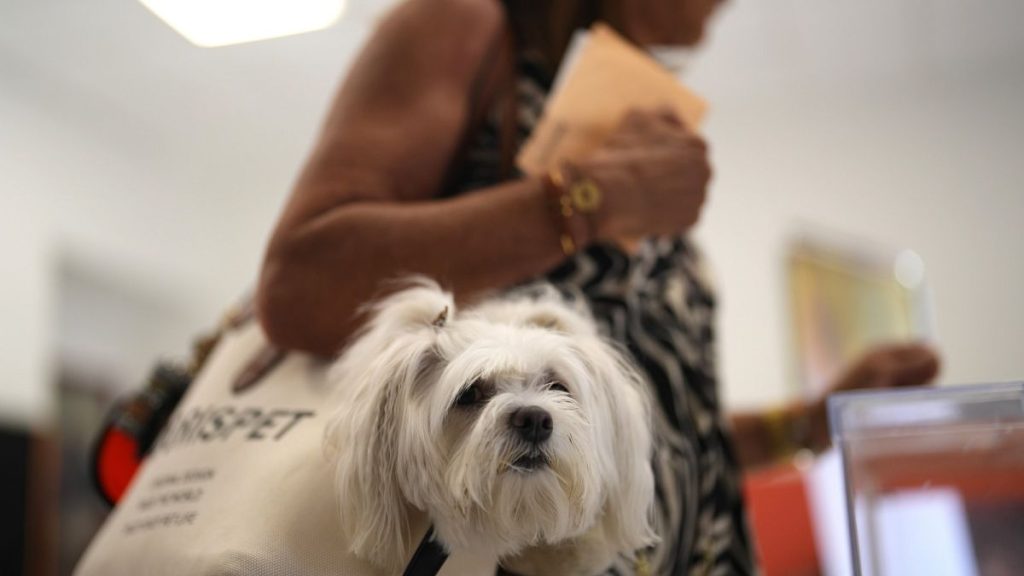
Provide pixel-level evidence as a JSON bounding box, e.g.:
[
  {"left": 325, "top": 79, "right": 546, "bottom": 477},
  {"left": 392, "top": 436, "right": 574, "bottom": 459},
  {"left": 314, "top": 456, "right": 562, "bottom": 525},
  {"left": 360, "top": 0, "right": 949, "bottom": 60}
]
[{"left": 2, "top": 0, "right": 1022, "bottom": 574}]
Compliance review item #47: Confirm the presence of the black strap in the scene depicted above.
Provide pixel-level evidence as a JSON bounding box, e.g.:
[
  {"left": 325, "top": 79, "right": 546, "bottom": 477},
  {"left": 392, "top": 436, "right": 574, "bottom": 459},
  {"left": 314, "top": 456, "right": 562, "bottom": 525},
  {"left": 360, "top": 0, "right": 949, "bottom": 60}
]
[{"left": 402, "top": 526, "right": 450, "bottom": 576}]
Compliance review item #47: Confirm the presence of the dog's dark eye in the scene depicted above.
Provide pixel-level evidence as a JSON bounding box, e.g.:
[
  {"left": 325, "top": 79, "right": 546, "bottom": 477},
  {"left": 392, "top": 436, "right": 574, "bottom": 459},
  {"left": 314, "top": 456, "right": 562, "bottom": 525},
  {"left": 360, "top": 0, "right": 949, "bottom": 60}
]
[
  {"left": 456, "top": 380, "right": 486, "bottom": 406},
  {"left": 548, "top": 381, "right": 569, "bottom": 394}
]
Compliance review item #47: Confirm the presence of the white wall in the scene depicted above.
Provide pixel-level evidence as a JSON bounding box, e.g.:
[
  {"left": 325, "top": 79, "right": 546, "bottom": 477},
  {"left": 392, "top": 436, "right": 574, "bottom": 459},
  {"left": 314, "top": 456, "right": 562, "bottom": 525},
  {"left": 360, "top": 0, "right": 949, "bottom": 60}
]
[
  {"left": 1, "top": 2, "right": 372, "bottom": 427},
  {"left": 0, "top": 174, "right": 52, "bottom": 428},
  {"left": 689, "top": 1, "right": 1024, "bottom": 407},
  {"left": 701, "top": 73, "right": 1024, "bottom": 407},
  {"left": 0, "top": 86, "right": 199, "bottom": 426}
]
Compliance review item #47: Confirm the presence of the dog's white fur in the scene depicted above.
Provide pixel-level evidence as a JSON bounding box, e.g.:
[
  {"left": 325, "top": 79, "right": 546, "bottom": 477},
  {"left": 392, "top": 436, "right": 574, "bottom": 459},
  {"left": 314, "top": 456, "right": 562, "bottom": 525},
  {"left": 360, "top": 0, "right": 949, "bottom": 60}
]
[{"left": 324, "top": 279, "right": 657, "bottom": 575}]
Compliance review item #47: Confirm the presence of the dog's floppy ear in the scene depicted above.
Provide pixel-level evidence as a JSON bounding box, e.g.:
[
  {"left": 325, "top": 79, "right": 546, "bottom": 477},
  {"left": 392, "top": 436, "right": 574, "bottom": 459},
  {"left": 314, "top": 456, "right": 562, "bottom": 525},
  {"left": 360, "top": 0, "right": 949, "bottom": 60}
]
[
  {"left": 585, "top": 339, "right": 659, "bottom": 553},
  {"left": 324, "top": 356, "right": 407, "bottom": 569},
  {"left": 324, "top": 279, "right": 452, "bottom": 570}
]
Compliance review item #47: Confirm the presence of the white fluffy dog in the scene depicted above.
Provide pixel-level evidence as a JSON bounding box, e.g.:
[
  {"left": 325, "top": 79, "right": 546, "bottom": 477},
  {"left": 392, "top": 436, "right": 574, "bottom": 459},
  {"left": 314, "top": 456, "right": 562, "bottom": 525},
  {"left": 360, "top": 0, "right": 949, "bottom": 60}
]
[{"left": 324, "top": 280, "right": 657, "bottom": 575}]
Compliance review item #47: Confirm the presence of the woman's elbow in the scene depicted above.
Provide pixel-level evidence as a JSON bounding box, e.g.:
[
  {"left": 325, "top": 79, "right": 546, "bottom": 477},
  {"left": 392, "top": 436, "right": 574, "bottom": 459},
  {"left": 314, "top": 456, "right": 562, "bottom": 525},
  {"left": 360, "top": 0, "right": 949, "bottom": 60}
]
[
  {"left": 256, "top": 251, "right": 302, "bottom": 350},
  {"left": 255, "top": 247, "right": 347, "bottom": 356}
]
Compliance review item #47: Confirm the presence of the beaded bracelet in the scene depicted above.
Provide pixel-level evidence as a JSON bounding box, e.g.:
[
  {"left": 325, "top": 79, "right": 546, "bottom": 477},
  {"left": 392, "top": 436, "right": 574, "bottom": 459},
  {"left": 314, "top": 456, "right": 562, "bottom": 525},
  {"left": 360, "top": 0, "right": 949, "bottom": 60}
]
[{"left": 544, "top": 164, "right": 603, "bottom": 256}]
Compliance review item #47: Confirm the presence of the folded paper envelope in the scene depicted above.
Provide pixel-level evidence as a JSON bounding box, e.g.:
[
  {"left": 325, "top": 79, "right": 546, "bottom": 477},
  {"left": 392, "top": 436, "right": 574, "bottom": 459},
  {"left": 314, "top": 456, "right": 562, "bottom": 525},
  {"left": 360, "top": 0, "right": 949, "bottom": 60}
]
[{"left": 516, "top": 23, "right": 708, "bottom": 176}]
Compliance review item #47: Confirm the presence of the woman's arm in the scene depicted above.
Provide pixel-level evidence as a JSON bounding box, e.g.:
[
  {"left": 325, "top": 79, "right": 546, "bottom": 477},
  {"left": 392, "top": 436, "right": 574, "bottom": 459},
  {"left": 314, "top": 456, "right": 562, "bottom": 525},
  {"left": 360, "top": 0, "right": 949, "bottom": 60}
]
[
  {"left": 258, "top": 0, "right": 567, "bottom": 354},
  {"left": 260, "top": 179, "right": 569, "bottom": 355},
  {"left": 729, "top": 343, "right": 940, "bottom": 470},
  {"left": 729, "top": 401, "right": 828, "bottom": 470},
  {"left": 258, "top": 0, "right": 711, "bottom": 355}
]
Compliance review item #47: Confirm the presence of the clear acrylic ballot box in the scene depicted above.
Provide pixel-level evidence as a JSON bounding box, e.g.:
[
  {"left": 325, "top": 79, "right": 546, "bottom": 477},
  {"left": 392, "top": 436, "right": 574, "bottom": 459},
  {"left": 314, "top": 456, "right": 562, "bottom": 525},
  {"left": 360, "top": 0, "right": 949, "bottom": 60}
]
[{"left": 829, "top": 382, "right": 1024, "bottom": 576}]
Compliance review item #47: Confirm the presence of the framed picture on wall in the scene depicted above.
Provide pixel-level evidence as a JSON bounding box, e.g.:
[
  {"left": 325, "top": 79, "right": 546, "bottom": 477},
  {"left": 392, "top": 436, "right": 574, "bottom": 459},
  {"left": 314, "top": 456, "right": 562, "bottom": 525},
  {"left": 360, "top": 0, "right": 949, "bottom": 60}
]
[{"left": 787, "top": 232, "right": 934, "bottom": 398}]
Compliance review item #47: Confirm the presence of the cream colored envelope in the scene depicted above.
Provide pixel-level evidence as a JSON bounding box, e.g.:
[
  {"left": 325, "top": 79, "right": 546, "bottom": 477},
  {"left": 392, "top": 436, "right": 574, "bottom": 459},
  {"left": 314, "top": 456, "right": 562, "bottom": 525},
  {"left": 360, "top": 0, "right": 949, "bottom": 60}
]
[{"left": 516, "top": 23, "right": 708, "bottom": 176}]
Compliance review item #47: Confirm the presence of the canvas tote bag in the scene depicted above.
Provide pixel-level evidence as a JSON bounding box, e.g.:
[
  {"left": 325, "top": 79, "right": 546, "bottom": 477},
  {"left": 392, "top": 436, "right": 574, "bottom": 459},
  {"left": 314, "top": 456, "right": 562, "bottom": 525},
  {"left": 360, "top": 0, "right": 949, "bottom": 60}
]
[{"left": 75, "top": 317, "right": 497, "bottom": 576}]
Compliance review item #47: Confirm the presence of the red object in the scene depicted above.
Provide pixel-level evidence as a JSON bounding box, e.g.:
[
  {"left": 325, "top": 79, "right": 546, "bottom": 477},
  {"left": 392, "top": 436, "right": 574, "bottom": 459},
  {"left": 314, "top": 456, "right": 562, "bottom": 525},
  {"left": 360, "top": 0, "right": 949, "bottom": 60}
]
[
  {"left": 743, "top": 463, "right": 821, "bottom": 576},
  {"left": 95, "top": 428, "right": 141, "bottom": 504}
]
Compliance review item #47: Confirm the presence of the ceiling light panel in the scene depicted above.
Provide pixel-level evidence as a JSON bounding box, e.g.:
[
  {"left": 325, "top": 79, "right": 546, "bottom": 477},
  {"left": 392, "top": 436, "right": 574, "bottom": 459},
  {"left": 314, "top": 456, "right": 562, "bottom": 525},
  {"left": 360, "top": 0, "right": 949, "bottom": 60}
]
[{"left": 139, "top": 0, "right": 346, "bottom": 47}]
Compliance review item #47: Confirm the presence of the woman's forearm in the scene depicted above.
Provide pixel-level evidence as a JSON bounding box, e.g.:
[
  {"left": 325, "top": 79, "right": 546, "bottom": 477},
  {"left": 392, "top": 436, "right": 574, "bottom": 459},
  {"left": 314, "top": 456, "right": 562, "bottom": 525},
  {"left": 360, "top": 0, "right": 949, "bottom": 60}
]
[
  {"left": 729, "top": 400, "right": 829, "bottom": 470},
  {"left": 257, "top": 176, "right": 568, "bottom": 355},
  {"left": 730, "top": 410, "right": 786, "bottom": 470}
]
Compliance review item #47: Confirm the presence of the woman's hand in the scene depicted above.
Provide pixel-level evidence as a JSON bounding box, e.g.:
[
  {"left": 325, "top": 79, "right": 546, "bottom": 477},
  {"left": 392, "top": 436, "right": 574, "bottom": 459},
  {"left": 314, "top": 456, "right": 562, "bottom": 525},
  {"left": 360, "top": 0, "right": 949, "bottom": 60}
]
[
  {"left": 805, "top": 343, "right": 941, "bottom": 452},
  {"left": 828, "top": 343, "right": 941, "bottom": 396},
  {"left": 575, "top": 108, "right": 711, "bottom": 244}
]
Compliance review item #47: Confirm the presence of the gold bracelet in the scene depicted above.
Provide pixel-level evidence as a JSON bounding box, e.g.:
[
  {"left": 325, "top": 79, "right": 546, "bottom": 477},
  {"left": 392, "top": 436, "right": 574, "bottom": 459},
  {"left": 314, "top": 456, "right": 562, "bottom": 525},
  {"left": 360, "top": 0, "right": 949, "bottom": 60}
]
[
  {"left": 765, "top": 405, "right": 815, "bottom": 461},
  {"left": 544, "top": 164, "right": 603, "bottom": 256},
  {"left": 764, "top": 407, "right": 795, "bottom": 462}
]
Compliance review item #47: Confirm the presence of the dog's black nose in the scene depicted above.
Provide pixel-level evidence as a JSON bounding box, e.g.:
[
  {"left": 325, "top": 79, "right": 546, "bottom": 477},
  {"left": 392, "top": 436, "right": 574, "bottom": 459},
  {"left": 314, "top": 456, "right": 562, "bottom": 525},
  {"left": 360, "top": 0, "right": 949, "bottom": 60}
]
[{"left": 510, "top": 407, "right": 553, "bottom": 444}]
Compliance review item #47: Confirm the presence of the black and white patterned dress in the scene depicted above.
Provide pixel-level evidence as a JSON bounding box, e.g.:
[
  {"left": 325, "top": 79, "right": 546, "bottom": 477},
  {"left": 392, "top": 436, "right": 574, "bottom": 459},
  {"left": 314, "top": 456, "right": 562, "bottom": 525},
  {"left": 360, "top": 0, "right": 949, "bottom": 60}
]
[{"left": 449, "top": 56, "right": 757, "bottom": 575}]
